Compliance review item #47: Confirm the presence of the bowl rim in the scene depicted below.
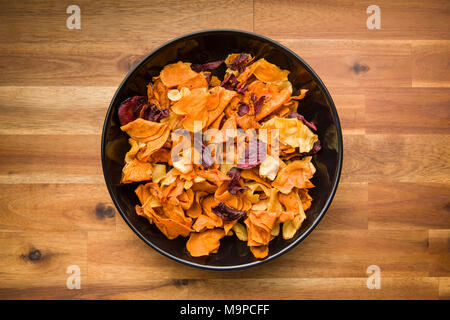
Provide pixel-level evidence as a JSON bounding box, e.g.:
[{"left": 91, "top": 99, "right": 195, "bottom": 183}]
[{"left": 101, "top": 29, "right": 343, "bottom": 271}]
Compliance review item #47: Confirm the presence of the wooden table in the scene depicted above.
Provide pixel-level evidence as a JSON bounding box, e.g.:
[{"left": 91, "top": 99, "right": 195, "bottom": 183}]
[{"left": 0, "top": 0, "right": 448, "bottom": 300}]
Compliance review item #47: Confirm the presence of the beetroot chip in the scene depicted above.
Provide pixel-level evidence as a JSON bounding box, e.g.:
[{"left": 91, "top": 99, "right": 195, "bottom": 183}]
[
  {"left": 288, "top": 112, "right": 317, "bottom": 131},
  {"left": 220, "top": 73, "right": 238, "bottom": 91},
  {"left": 252, "top": 94, "right": 265, "bottom": 116},
  {"left": 227, "top": 53, "right": 249, "bottom": 74},
  {"left": 118, "top": 96, "right": 147, "bottom": 125},
  {"left": 191, "top": 60, "right": 223, "bottom": 73},
  {"left": 141, "top": 104, "right": 169, "bottom": 123}
]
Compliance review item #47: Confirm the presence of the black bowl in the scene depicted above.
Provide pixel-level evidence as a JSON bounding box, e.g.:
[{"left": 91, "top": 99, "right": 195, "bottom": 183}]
[{"left": 101, "top": 29, "right": 343, "bottom": 270}]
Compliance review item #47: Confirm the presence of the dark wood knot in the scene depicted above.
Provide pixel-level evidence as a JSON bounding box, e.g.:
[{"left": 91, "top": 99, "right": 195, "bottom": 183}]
[
  {"left": 28, "top": 249, "right": 42, "bottom": 261},
  {"left": 352, "top": 63, "right": 370, "bottom": 74},
  {"left": 95, "top": 203, "right": 115, "bottom": 219}
]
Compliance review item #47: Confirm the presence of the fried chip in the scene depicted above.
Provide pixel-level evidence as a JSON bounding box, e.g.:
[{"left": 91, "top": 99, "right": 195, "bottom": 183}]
[
  {"left": 121, "top": 158, "right": 152, "bottom": 184},
  {"left": 272, "top": 160, "right": 316, "bottom": 194},
  {"left": 249, "top": 245, "right": 269, "bottom": 259},
  {"left": 186, "top": 228, "right": 226, "bottom": 257},
  {"left": 171, "top": 88, "right": 209, "bottom": 131},
  {"left": 160, "top": 61, "right": 199, "bottom": 88},
  {"left": 261, "top": 117, "right": 318, "bottom": 153},
  {"left": 251, "top": 58, "right": 290, "bottom": 83}
]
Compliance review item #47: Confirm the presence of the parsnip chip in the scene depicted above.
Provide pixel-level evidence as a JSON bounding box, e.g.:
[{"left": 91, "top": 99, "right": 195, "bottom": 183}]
[
  {"left": 261, "top": 117, "right": 318, "bottom": 153},
  {"left": 151, "top": 164, "right": 166, "bottom": 183},
  {"left": 232, "top": 222, "right": 248, "bottom": 241}
]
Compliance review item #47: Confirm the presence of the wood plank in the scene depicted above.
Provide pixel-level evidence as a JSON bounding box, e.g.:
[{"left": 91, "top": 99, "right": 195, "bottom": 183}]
[
  {"left": 412, "top": 41, "right": 450, "bottom": 87},
  {"left": 319, "top": 182, "right": 368, "bottom": 230},
  {"left": 0, "top": 281, "right": 189, "bottom": 300},
  {"left": 330, "top": 94, "right": 365, "bottom": 135},
  {"left": 0, "top": 232, "right": 87, "bottom": 291},
  {"left": 0, "top": 184, "right": 116, "bottom": 232},
  {"left": 365, "top": 88, "right": 450, "bottom": 134},
  {"left": 0, "top": 86, "right": 114, "bottom": 135},
  {"left": 439, "top": 278, "right": 450, "bottom": 300},
  {"left": 0, "top": 42, "right": 156, "bottom": 87},
  {"left": 0, "top": 39, "right": 414, "bottom": 87},
  {"left": 87, "top": 230, "right": 432, "bottom": 280},
  {"left": 254, "top": 0, "right": 450, "bottom": 40},
  {"left": 368, "top": 183, "right": 450, "bottom": 230},
  {"left": 279, "top": 39, "right": 412, "bottom": 88},
  {"left": 343, "top": 134, "right": 450, "bottom": 183},
  {"left": 186, "top": 277, "right": 439, "bottom": 300},
  {"left": 428, "top": 230, "right": 450, "bottom": 277},
  {"left": 0, "top": 0, "right": 253, "bottom": 44},
  {"left": 0, "top": 134, "right": 102, "bottom": 183}
]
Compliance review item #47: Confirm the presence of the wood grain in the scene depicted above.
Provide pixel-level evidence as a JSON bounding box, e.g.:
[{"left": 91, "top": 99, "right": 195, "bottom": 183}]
[
  {"left": 254, "top": 0, "right": 450, "bottom": 40},
  {"left": 0, "top": 0, "right": 448, "bottom": 300},
  {"left": 412, "top": 41, "right": 450, "bottom": 87}
]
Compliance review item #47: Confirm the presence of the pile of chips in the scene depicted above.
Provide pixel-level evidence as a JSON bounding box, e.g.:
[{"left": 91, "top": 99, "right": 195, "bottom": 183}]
[{"left": 118, "top": 53, "right": 320, "bottom": 259}]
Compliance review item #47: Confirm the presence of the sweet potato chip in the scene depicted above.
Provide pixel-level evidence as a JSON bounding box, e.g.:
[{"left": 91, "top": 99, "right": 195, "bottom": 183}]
[
  {"left": 251, "top": 58, "right": 290, "bottom": 83},
  {"left": 121, "top": 118, "right": 168, "bottom": 142},
  {"left": 206, "top": 86, "right": 237, "bottom": 127},
  {"left": 214, "top": 182, "right": 252, "bottom": 211},
  {"left": 177, "top": 72, "right": 208, "bottom": 91},
  {"left": 160, "top": 61, "right": 199, "bottom": 88},
  {"left": 125, "top": 138, "right": 144, "bottom": 163},
  {"left": 247, "top": 81, "right": 292, "bottom": 120},
  {"left": 121, "top": 158, "right": 152, "bottom": 184},
  {"left": 171, "top": 88, "right": 209, "bottom": 131},
  {"left": 249, "top": 245, "right": 269, "bottom": 259},
  {"left": 196, "top": 168, "right": 231, "bottom": 186},
  {"left": 299, "top": 188, "right": 313, "bottom": 211},
  {"left": 186, "top": 229, "right": 226, "bottom": 257},
  {"left": 272, "top": 160, "right": 316, "bottom": 194}
]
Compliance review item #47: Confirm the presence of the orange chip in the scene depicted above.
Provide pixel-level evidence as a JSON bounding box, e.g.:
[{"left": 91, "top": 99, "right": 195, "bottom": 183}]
[
  {"left": 120, "top": 118, "right": 168, "bottom": 143},
  {"left": 214, "top": 181, "right": 252, "bottom": 212},
  {"left": 249, "top": 245, "right": 269, "bottom": 259},
  {"left": 196, "top": 168, "right": 231, "bottom": 186},
  {"left": 153, "top": 79, "right": 170, "bottom": 109},
  {"left": 244, "top": 211, "right": 279, "bottom": 248},
  {"left": 186, "top": 229, "right": 226, "bottom": 257},
  {"left": 178, "top": 72, "right": 208, "bottom": 91},
  {"left": 240, "top": 168, "right": 271, "bottom": 188},
  {"left": 248, "top": 81, "right": 291, "bottom": 120},
  {"left": 186, "top": 191, "right": 208, "bottom": 218},
  {"left": 298, "top": 188, "right": 313, "bottom": 211},
  {"left": 121, "top": 158, "right": 152, "bottom": 184},
  {"left": 171, "top": 88, "right": 209, "bottom": 131},
  {"left": 206, "top": 87, "right": 237, "bottom": 127},
  {"left": 160, "top": 61, "right": 199, "bottom": 88},
  {"left": 251, "top": 58, "right": 290, "bottom": 83}
]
